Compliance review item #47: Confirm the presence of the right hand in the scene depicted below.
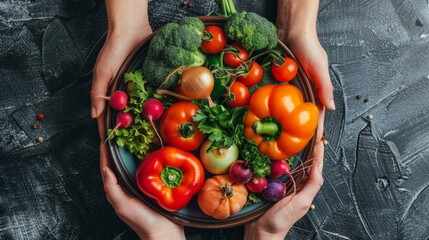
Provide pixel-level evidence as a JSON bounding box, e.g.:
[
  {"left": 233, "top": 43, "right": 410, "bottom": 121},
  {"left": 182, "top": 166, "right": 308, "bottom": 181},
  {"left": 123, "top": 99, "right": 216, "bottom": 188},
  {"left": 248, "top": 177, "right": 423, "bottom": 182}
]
[{"left": 90, "top": 23, "right": 152, "bottom": 123}]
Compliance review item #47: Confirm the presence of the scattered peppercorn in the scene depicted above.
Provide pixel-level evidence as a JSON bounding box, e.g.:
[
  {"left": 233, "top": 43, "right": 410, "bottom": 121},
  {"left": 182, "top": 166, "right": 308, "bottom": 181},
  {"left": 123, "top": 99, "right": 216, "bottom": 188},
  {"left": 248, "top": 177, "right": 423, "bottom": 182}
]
[
  {"left": 37, "top": 136, "right": 44, "bottom": 143},
  {"left": 32, "top": 123, "right": 38, "bottom": 130},
  {"left": 415, "top": 18, "right": 423, "bottom": 27},
  {"left": 356, "top": 95, "right": 362, "bottom": 100},
  {"left": 37, "top": 113, "right": 45, "bottom": 120},
  {"left": 364, "top": 98, "right": 369, "bottom": 103}
]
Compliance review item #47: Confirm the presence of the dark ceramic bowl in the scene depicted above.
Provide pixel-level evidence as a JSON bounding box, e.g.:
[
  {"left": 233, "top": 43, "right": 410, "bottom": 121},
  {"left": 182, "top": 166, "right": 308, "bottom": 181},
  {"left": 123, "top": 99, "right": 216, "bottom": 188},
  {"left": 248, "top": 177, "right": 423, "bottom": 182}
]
[{"left": 105, "top": 16, "right": 317, "bottom": 228}]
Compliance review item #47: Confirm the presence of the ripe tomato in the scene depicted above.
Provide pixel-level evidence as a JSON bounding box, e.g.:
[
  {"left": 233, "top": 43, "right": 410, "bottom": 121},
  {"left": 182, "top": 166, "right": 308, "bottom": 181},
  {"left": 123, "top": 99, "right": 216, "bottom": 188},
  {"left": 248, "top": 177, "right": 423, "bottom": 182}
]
[
  {"left": 237, "top": 61, "right": 263, "bottom": 86},
  {"left": 228, "top": 81, "right": 250, "bottom": 107},
  {"left": 201, "top": 26, "right": 227, "bottom": 55},
  {"left": 223, "top": 44, "right": 249, "bottom": 68},
  {"left": 159, "top": 102, "right": 206, "bottom": 151},
  {"left": 271, "top": 57, "right": 298, "bottom": 82}
]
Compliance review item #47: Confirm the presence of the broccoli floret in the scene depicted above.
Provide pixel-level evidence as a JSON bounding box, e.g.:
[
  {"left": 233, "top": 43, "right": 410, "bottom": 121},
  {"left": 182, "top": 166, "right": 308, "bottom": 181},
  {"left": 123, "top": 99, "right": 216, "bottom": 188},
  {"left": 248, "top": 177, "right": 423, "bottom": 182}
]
[
  {"left": 224, "top": 11, "right": 277, "bottom": 51},
  {"left": 143, "top": 17, "right": 207, "bottom": 88}
]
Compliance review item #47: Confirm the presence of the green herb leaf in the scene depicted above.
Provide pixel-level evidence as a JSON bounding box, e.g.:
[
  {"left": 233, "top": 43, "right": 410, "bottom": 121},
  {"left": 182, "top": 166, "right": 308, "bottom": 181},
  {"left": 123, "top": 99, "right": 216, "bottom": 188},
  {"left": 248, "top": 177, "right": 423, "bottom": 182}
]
[
  {"left": 193, "top": 99, "right": 247, "bottom": 150},
  {"left": 241, "top": 140, "right": 271, "bottom": 178},
  {"left": 107, "top": 70, "right": 157, "bottom": 159},
  {"left": 245, "top": 192, "right": 263, "bottom": 206}
]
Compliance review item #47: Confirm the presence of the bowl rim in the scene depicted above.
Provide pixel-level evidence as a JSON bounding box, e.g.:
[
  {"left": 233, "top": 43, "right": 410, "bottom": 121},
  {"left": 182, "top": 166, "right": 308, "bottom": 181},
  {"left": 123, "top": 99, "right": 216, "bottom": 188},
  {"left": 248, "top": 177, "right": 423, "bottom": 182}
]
[{"left": 104, "top": 16, "right": 317, "bottom": 228}]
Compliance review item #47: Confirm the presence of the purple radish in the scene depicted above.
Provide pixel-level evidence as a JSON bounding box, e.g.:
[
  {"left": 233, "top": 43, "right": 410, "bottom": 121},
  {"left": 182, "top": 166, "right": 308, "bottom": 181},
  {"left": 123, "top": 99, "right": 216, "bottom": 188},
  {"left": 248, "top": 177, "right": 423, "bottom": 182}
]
[
  {"left": 262, "top": 178, "right": 286, "bottom": 202},
  {"left": 105, "top": 111, "right": 134, "bottom": 142},
  {"left": 103, "top": 90, "right": 129, "bottom": 111},
  {"left": 142, "top": 98, "right": 164, "bottom": 147},
  {"left": 246, "top": 176, "right": 267, "bottom": 193},
  {"left": 229, "top": 160, "right": 253, "bottom": 184},
  {"left": 270, "top": 159, "right": 296, "bottom": 195}
]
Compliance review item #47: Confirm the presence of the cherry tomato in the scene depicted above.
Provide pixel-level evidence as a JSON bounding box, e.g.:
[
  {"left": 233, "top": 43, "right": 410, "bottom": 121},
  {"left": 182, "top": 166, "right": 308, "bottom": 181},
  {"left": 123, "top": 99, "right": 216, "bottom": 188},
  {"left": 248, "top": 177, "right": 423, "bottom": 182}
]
[
  {"left": 237, "top": 61, "right": 263, "bottom": 86},
  {"left": 223, "top": 44, "right": 249, "bottom": 68},
  {"left": 228, "top": 81, "right": 250, "bottom": 107},
  {"left": 201, "top": 26, "right": 227, "bottom": 55},
  {"left": 271, "top": 57, "right": 298, "bottom": 82}
]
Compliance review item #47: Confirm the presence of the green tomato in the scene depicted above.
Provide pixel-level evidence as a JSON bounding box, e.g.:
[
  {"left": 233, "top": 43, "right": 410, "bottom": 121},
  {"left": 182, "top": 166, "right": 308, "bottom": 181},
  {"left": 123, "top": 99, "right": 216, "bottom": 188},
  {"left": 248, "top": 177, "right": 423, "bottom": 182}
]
[{"left": 200, "top": 140, "right": 239, "bottom": 174}]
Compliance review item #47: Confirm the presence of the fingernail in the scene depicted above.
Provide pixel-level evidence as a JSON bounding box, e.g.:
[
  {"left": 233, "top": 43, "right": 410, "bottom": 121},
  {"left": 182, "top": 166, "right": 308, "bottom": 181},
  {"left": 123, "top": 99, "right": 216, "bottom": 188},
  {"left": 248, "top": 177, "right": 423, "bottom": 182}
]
[
  {"left": 101, "top": 167, "right": 106, "bottom": 181},
  {"left": 91, "top": 107, "right": 97, "bottom": 118},
  {"left": 329, "top": 99, "right": 336, "bottom": 110}
]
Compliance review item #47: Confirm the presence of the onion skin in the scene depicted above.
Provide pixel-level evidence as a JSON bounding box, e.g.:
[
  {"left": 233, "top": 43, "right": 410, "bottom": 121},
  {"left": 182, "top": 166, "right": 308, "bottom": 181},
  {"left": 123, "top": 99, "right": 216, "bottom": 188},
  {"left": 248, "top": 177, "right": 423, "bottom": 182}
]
[
  {"left": 200, "top": 140, "right": 239, "bottom": 174},
  {"left": 179, "top": 66, "right": 215, "bottom": 107}
]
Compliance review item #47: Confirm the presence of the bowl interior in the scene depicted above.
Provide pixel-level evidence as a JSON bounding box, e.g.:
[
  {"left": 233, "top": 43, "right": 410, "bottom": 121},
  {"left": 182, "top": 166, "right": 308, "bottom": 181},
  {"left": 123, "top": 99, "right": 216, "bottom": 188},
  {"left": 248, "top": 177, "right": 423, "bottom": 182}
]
[{"left": 105, "top": 16, "right": 316, "bottom": 228}]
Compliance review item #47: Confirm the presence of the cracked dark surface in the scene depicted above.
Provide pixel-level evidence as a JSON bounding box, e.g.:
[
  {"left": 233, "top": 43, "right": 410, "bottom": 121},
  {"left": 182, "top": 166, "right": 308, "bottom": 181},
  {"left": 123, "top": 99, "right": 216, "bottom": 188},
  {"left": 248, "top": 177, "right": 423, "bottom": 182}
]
[{"left": 1, "top": 0, "right": 429, "bottom": 239}]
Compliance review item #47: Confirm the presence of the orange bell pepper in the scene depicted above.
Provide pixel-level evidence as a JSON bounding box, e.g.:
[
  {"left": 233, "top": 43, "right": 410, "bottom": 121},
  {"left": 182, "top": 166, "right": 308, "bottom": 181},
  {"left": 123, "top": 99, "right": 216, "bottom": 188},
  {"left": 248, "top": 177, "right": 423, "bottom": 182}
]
[{"left": 243, "top": 84, "right": 319, "bottom": 160}]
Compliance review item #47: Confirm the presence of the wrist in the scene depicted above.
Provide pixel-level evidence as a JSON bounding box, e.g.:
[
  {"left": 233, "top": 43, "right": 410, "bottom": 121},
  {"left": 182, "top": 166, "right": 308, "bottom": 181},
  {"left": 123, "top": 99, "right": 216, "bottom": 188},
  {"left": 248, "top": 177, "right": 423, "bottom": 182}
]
[
  {"left": 243, "top": 223, "right": 288, "bottom": 240},
  {"left": 106, "top": 0, "right": 150, "bottom": 38},
  {"left": 138, "top": 231, "right": 186, "bottom": 240},
  {"left": 276, "top": 0, "right": 319, "bottom": 41}
]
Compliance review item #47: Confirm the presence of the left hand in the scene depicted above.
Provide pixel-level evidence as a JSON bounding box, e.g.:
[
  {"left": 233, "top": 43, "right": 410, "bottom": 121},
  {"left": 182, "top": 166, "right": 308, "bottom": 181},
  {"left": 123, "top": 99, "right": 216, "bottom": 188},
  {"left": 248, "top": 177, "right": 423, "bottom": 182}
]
[{"left": 99, "top": 139, "right": 185, "bottom": 240}]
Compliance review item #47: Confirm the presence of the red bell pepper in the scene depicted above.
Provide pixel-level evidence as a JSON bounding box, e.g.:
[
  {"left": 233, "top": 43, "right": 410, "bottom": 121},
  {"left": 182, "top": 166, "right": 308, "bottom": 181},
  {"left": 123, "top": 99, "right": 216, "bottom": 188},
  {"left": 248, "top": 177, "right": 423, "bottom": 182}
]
[{"left": 135, "top": 146, "right": 205, "bottom": 211}]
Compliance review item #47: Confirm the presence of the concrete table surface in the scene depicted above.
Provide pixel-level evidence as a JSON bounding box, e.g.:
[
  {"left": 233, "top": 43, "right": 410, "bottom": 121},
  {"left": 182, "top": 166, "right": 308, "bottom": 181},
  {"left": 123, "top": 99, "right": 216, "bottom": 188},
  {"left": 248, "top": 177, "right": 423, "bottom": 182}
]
[{"left": 1, "top": 0, "right": 428, "bottom": 239}]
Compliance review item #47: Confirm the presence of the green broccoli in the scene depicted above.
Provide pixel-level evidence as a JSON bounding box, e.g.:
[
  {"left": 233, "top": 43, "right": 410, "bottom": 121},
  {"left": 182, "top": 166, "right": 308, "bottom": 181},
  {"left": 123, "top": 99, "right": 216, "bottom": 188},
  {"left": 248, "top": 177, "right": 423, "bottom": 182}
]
[
  {"left": 217, "top": 0, "right": 278, "bottom": 51},
  {"left": 143, "top": 17, "right": 207, "bottom": 88}
]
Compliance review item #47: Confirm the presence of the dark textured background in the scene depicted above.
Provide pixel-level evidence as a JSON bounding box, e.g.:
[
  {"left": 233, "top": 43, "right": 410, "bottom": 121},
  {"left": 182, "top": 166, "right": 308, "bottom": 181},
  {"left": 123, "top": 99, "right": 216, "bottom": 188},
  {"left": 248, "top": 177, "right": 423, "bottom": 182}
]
[{"left": 1, "top": 0, "right": 429, "bottom": 239}]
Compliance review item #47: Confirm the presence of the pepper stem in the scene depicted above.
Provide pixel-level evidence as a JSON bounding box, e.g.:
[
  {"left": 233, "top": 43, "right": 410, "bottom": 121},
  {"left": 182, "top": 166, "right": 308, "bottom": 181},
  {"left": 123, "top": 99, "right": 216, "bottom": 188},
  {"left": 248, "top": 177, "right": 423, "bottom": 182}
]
[
  {"left": 253, "top": 121, "right": 279, "bottom": 136},
  {"left": 161, "top": 166, "right": 183, "bottom": 188}
]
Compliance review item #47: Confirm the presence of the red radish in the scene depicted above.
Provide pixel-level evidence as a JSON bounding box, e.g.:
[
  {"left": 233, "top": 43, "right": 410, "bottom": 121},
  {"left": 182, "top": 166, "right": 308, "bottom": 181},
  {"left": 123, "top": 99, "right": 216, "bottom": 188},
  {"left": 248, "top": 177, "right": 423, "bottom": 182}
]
[
  {"left": 269, "top": 160, "right": 296, "bottom": 196},
  {"left": 105, "top": 111, "right": 134, "bottom": 142},
  {"left": 262, "top": 179, "right": 286, "bottom": 202},
  {"left": 229, "top": 160, "right": 253, "bottom": 184},
  {"left": 269, "top": 160, "right": 290, "bottom": 178},
  {"left": 101, "top": 90, "right": 129, "bottom": 111},
  {"left": 246, "top": 176, "right": 267, "bottom": 193},
  {"left": 142, "top": 98, "right": 164, "bottom": 147}
]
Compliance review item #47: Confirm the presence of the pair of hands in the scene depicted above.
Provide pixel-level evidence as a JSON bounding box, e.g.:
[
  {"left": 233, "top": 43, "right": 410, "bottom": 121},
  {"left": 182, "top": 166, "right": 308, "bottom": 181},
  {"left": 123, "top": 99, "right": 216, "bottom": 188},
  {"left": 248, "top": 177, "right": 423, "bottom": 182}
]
[{"left": 91, "top": 3, "right": 332, "bottom": 240}]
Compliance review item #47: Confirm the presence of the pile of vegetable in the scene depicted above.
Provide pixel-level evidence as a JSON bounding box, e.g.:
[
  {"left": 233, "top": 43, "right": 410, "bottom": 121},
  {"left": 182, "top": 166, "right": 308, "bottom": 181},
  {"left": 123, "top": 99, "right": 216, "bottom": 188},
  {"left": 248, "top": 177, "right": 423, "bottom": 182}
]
[{"left": 106, "top": 0, "right": 319, "bottom": 220}]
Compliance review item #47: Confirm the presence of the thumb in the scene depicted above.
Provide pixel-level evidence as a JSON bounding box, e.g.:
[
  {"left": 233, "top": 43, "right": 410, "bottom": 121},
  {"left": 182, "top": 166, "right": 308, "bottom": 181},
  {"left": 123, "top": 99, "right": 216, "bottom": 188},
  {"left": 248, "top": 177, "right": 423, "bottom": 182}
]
[
  {"left": 309, "top": 47, "right": 335, "bottom": 111},
  {"left": 91, "top": 63, "right": 111, "bottom": 118},
  {"left": 102, "top": 166, "right": 128, "bottom": 208}
]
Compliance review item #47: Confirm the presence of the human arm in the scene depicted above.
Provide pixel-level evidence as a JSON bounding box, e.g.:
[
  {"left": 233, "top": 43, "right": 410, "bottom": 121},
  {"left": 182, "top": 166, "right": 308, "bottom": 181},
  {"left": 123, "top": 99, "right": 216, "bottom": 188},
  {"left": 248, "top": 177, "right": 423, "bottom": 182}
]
[
  {"left": 90, "top": 0, "right": 153, "bottom": 119},
  {"left": 91, "top": 1, "right": 186, "bottom": 239},
  {"left": 276, "top": 0, "right": 334, "bottom": 112},
  {"left": 243, "top": 1, "right": 329, "bottom": 239}
]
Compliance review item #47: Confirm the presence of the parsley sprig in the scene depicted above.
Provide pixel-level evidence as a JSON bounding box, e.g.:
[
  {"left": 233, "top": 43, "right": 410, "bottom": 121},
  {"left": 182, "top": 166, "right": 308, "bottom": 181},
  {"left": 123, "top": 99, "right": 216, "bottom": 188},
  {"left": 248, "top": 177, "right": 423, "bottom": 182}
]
[{"left": 193, "top": 100, "right": 247, "bottom": 151}]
